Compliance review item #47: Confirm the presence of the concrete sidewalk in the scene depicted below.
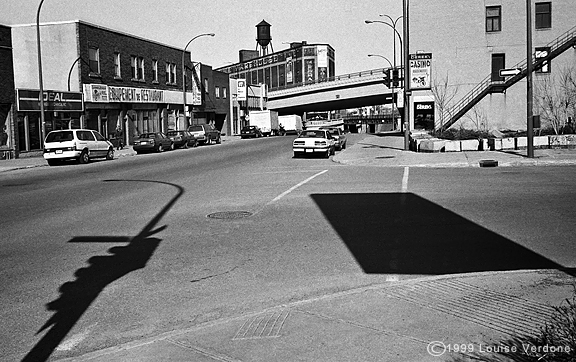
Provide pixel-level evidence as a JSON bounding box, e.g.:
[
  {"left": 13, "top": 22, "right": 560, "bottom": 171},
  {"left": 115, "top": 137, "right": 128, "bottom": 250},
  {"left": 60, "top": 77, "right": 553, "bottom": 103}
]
[
  {"left": 333, "top": 134, "right": 576, "bottom": 168},
  {"left": 0, "top": 135, "right": 242, "bottom": 173},
  {"left": 56, "top": 270, "right": 575, "bottom": 362}
]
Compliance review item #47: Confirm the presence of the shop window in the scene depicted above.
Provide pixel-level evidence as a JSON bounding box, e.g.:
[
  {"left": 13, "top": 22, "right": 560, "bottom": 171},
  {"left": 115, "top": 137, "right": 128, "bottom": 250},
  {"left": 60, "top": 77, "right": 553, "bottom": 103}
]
[
  {"left": 486, "top": 6, "right": 501, "bottom": 32},
  {"left": 535, "top": 2, "right": 552, "bottom": 29},
  {"left": 535, "top": 47, "right": 551, "bottom": 73},
  {"left": 114, "top": 52, "right": 121, "bottom": 78},
  {"left": 89, "top": 47, "right": 100, "bottom": 74}
]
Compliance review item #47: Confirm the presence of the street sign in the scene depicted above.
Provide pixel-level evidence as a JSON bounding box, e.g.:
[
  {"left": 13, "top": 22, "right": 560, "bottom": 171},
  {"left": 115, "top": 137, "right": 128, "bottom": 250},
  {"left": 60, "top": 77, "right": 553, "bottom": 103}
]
[{"left": 499, "top": 68, "right": 521, "bottom": 77}]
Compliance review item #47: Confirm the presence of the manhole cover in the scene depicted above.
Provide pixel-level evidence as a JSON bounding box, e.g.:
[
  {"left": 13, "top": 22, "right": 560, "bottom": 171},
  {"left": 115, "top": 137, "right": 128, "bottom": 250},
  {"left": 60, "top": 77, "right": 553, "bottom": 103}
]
[{"left": 207, "top": 211, "right": 253, "bottom": 219}]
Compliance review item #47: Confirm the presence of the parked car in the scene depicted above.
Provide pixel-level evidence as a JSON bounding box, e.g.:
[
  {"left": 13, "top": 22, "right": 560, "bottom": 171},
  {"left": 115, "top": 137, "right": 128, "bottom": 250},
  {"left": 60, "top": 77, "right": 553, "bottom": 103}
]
[
  {"left": 320, "top": 127, "right": 347, "bottom": 150},
  {"left": 166, "top": 130, "right": 197, "bottom": 149},
  {"left": 43, "top": 129, "right": 114, "bottom": 166},
  {"left": 240, "top": 125, "right": 263, "bottom": 139},
  {"left": 292, "top": 129, "right": 336, "bottom": 158},
  {"left": 188, "top": 124, "right": 221, "bottom": 145},
  {"left": 133, "top": 132, "right": 173, "bottom": 154}
]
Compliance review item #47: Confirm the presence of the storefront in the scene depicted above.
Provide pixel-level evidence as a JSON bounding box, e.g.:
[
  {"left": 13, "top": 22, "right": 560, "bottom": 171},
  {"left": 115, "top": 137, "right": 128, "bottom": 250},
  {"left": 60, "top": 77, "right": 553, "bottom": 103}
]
[
  {"left": 15, "top": 89, "right": 83, "bottom": 152},
  {"left": 414, "top": 101, "right": 435, "bottom": 130}
]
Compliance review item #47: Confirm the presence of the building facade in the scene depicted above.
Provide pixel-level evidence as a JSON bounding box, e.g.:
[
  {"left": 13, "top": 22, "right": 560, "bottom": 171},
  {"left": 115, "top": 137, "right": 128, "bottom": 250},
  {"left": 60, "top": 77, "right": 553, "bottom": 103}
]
[
  {"left": 409, "top": 0, "right": 576, "bottom": 131},
  {"left": 10, "top": 20, "right": 229, "bottom": 155},
  {"left": 217, "top": 42, "right": 336, "bottom": 90}
]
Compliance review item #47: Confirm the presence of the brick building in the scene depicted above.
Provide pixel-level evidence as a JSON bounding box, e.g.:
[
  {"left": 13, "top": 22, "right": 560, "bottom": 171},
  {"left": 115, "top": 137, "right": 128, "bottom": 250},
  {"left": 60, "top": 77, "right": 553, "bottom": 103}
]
[
  {"left": 0, "top": 24, "right": 15, "bottom": 156},
  {"left": 10, "top": 20, "right": 229, "bottom": 155},
  {"left": 408, "top": 0, "right": 576, "bottom": 131}
]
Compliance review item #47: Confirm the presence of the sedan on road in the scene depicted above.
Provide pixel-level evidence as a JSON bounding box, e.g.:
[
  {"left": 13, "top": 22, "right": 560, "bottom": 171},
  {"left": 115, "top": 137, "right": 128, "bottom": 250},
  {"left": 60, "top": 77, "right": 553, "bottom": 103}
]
[
  {"left": 167, "top": 130, "right": 197, "bottom": 149},
  {"left": 133, "top": 132, "right": 173, "bottom": 154},
  {"left": 240, "top": 126, "right": 263, "bottom": 139},
  {"left": 320, "top": 127, "right": 347, "bottom": 150},
  {"left": 293, "top": 129, "right": 336, "bottom": 158}
]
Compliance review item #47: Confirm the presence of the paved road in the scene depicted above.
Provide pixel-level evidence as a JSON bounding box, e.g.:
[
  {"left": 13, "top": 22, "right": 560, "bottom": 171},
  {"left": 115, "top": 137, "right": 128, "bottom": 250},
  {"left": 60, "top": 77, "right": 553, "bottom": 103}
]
[{"left": 1, "top": 134, "right": 575, "bottom": 361}]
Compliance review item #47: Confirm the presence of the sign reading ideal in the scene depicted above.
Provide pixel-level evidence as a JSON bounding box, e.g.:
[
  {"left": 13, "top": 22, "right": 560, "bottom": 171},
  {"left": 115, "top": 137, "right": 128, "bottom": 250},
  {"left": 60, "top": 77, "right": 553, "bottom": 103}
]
[
  {"left": 16, "top": 89, "right": 84, "bottom": 112},
  {"left": 409, "top": 53, "right": 432, "bottom": 90}
]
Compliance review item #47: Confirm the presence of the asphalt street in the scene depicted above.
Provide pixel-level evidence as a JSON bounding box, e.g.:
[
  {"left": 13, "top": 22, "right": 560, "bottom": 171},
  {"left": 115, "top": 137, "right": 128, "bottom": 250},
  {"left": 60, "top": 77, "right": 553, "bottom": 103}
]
[{"left": 1, "top": 134, "right": 575, "bottom": 361}]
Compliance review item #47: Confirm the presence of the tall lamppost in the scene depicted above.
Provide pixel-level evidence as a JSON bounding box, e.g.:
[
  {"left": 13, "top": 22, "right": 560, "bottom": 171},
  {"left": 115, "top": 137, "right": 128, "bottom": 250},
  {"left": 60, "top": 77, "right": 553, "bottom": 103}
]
[
  {"left": 368, "top": 54, "right": 400, "bottom": 129},
  {"left": 365, "top": 18, "right": 403, "bottom": 69},
  {"left": 182, "top": 33, "right": 214, "bottom": 129},
  {"left": 36, "top": 0, "right": 46, "bottom": 146},
  {"left": 367, "top": 53, "right": 393, "bottom": 68}
]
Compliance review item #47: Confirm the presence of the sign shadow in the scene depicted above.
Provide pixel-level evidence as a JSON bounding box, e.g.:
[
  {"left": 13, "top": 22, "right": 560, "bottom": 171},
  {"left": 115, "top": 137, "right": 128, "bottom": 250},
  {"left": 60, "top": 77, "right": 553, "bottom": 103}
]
[
  {"left": 311, "top": 193, "right": 573, "bottom": 276},
  {"left": 22, "top": 180, "right": 184, "bottom": 362}
]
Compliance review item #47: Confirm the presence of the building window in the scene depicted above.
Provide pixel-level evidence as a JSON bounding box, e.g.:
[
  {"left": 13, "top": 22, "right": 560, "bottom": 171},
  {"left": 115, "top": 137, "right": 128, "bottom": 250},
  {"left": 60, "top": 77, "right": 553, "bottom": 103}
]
[
  {"left": 137, "top": 57, "right": 145, "bottom": 81},
  {"left": 535, "top": 2, "right": 552, "bottom": 29},
  {"left": 152, "top": 60, "right": 158, "bottom": 82},
  {"left": 204, "top": 78, "right": 209, "bottom": 94},
  {"left": 486, "top": 6, "right": 501, "bottom": 32},
  {"left": 166, "top": 63, "right": 170, "bottom": 83},
  {"left": 88, "top": 47, "right": 100, "bottom": 74},
  {"left": 223, "top": 87, "right": 227, "bottom": 99},
  {"left": 171, "top": 64, "right": 177, "bottom": 85},
  {"left": 215, "top": 86, "right": 220, "bottom": 98},
  {"left": 114, "top": 52, "right": 121, "bottom": 78},
  {"left": 535, "top": 47, "right": 551, "bottom": 73},
  {"left": 131, "top": 56, "right": 137, "bottom": 79}
]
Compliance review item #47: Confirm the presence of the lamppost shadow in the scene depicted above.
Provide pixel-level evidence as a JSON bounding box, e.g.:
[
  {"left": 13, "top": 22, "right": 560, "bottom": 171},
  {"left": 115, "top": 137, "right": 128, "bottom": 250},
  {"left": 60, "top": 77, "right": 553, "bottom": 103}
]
[
  {"left": 22, "top": 180, "right": 184, "bottom": 362},
  {"left": 311, "top": 192, "right": 574, "bottom": 276}
]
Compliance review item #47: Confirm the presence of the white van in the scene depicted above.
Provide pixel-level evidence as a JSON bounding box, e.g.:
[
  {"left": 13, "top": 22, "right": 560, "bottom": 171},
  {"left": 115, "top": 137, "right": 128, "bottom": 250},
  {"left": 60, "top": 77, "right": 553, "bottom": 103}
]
[{"left": 43, "top": 129, "right": 114, "bottom": 166}]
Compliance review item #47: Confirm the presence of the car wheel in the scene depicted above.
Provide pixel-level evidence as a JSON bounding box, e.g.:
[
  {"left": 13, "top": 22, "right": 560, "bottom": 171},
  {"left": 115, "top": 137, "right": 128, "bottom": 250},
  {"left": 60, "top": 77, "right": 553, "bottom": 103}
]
[
  {"left": 342, "top": 142, "right": 346, "bottom": 149},
  {"left": 293, "top": 152, "right": 299, "bottom": 158},
  {"left": 183, "top": 141, "right": 189, "bottom": 149},
  {"left": 216, "top": 135, "right": 221, "bottom": 144},
  {"left": 170, "top": 142, "right": 175, "bottom": 151},
  {"left": 78, "top": 150, "right": 90, "bottom": 164},
  {"left": 106, "top": 148, "right": 114, "bottom": 160},
  {"left": 206, "top": 137, "right": 211, "bottom": 145},
  {"left": 157, "top": 144, "right": 163, "bottom": 153}
]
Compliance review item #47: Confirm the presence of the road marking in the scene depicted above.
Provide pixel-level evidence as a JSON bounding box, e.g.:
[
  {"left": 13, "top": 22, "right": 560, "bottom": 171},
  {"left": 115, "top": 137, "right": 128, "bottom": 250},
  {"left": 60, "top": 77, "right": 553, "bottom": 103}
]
[
  {"left": 267, "top": 169, "right": 328, "bottom": 205},
  {"left": 401, "top": 166, "right": 409, "bottom": 192}
]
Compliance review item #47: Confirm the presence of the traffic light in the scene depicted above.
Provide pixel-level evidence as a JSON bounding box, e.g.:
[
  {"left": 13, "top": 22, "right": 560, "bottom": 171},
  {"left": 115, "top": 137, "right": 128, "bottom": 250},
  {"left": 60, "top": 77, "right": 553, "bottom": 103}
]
[{"left": 392, "top": 68, "right": 400, "bottom": 87}]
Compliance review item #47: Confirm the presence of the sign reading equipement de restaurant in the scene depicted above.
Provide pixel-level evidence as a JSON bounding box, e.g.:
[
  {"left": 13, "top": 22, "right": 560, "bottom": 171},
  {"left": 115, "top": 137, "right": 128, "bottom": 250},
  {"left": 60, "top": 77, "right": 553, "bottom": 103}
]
[
  {"left": 17, "top": 89, "right": 84, "bottom": 112},
  {"left": 408, "top": 53, "right": 432, "bottom": 90}
]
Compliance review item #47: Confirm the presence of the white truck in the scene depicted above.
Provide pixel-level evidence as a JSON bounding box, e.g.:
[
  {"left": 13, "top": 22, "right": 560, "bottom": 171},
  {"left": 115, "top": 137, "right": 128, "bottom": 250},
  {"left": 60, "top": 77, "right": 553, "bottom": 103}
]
[
  {"left": 249, "top": 110, "right": 279, "bottom": 136},
  {"left": 278, "top": 115, "right": 303, "bottom": 135}
]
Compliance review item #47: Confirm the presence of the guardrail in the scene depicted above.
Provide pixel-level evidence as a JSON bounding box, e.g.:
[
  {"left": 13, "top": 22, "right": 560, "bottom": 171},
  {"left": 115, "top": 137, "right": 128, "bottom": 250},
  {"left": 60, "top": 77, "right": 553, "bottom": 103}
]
[{"left": 268, "top": 67, "right": 392, "bottom": 97}]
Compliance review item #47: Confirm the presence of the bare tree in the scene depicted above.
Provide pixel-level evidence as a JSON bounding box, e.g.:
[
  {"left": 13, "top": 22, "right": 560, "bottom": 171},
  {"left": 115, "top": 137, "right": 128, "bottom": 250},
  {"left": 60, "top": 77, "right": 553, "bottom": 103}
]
[
  {"left": 430, "top": 72, "right": 459, "bottom": 130},
  {"left": 464, "top": 104, "right": 489, "bottom": 132},
  {"left": 535, "top": 65, "right": 576, "bottom": 134}
]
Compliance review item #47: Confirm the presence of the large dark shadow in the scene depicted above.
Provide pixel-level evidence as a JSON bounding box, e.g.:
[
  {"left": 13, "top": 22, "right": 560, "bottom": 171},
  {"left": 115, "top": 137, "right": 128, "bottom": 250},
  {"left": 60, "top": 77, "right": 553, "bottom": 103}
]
[
  {"left": 311, "top": 193, "right": 572, "bottom": 275},
  {"left": 22, "top": 180, "right": 184, "bottom": 362}
]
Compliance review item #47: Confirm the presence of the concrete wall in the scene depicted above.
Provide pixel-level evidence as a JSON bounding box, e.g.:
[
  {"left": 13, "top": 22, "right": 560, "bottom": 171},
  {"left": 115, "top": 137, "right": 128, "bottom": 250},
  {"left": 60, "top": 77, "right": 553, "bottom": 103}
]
[{"left": 410, "top": 0, "right": 576, "bottom": 131}]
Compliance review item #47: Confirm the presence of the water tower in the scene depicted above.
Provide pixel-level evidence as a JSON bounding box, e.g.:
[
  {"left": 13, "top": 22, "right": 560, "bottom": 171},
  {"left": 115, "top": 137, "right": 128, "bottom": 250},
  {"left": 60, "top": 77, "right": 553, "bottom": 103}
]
[{"left": 256, "top": 20, "right": 273, "bottom": 56}]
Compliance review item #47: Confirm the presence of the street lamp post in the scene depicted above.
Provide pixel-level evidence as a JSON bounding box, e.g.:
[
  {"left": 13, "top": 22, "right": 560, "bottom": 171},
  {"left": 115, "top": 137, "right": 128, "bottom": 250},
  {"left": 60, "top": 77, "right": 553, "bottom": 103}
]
[
  {"left": 365, "top": 18, "right": 403, "bottom": 69},
  {"left": 36, "top": 0, "right": 46, "bottom": 146},
  {"left": 182, "top": 33, "right": 215, "bottom": 129}
]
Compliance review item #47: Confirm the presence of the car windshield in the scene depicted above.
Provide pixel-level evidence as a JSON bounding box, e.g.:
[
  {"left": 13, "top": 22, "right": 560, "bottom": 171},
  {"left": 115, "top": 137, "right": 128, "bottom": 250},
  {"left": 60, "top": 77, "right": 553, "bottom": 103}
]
[
  {"left": 299, "top": 131, "right": 327, "bottom": 138},
  {"left": 139, "top": 133, "right": 155, "bottom": 139},
  {"left": 189, "top": 126, "right": 203, "bottom": 132},
  {"left": 46, "top": 131, "right": 74, "bottom": 142}
]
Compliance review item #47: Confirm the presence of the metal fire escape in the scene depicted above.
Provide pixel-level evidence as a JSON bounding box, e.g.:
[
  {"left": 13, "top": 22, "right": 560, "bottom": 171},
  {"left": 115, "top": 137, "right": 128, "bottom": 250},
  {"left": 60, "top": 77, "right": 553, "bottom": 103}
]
[{"left": 437, "top": 25, "right": 576, "bottom": 131}]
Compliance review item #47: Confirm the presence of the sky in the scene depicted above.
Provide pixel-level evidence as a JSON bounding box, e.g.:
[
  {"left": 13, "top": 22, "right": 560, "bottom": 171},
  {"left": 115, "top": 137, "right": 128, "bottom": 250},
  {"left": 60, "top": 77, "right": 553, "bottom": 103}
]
[{"left": 0, "top": 0, "right": 403, "bottom": 75}]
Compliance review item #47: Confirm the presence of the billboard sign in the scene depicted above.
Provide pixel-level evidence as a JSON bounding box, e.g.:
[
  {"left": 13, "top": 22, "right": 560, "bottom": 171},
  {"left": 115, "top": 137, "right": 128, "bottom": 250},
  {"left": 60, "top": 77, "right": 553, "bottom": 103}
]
[
  {"left": 409, "top": 53, "right": 432, "bottom": 90},
  {"left": 17, "top": 89, "right": 84, "bottom": 112}
]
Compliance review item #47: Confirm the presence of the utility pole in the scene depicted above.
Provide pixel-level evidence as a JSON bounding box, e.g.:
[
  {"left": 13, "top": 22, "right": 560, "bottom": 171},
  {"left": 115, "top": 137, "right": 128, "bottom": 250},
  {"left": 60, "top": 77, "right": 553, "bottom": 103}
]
[
  {"left": 526, "top": 0, "right": 534, "bottom": 158},
  {"left": 403, "top": 0, "right": 410, "bottom": 151}
]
